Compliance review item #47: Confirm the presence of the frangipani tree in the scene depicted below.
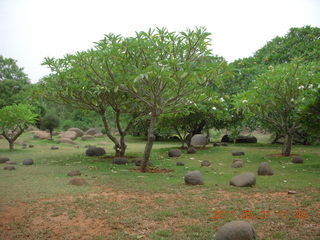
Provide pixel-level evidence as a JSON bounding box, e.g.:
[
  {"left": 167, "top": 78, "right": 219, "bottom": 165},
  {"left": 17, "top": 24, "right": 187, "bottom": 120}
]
[{"left": 235, "top": 60, "right": 320, "bottom": 156}]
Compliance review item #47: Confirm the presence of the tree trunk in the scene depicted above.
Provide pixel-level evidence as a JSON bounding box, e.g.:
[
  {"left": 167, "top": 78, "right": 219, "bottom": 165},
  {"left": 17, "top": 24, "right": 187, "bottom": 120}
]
[
  {"left": 100, "top": 113, "right": 121, "bottom": 156},
  {"left": 282, "top": 133, "right": 293, "bottom": 156},
  {"left": 49, "top": 129, "right": 53, "bottom": 140},
  {"left": 119, "top": 134, "right": 127, "bottom": 157},
  {"left": 9, "top": 141, "right": 14, "bottom": 151},
  {"left": 141, "top": 113, "right": 157, "bottom": 172},
  {"left": 186, "top": 133, "right": 192, "bottom": 148}
]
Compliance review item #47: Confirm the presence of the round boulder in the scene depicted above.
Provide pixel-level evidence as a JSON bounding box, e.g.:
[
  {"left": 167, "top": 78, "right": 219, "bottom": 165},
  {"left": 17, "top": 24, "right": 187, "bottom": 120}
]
[
  {"left": 85, "top": 147, "right": 106, "bottom": 156},
  {"left": 5, "top": 161, "right": 16, "bottom": 165},
  {"left": 69, "top": 178, "right": 87, "bottom": 186},
  {"left": 232, "top": 159, "right": 243, "bottom": 168},
  {"left": 23, "top": 159, "right": 34, "bottom": 165},
  {"left": 201, "top": 160, "right": 211, "bottom": 167},
  {"left": 33, "top": 130, "right": 50, "bottom": 139},
  {"left": 230, "top": 172, "right": 256, "bottom": 187},
  {"left": 68, "top": 128, "right": 84, "bottom": 137},
  {"left": 168, "top": 149, "right": 182, "bottom": 157},
  {"left": 112, "top": 157, "right": 128, "bottom": 165},
  {"left": 84, "top": 128, "right": 101, "bottom": 136},
  {"left": 176, "top": 161, "right": 185, "bottom": 166},
  {"left": 81, "top": 135, "right": 95, "bottom": 141},
  {"left": 4, "top": 166, "right": 16, "bottom": 171},
  {"left": 191, "top": 134, "right": 209, "bottom": 146},
  {"left": 215, "top": 220, "right": 256, "bottom": 240},
  {"left": 292, "top": 156, "right": 303, "bottom": 164},
  {"left": 232, "top": 151, "right": 245, "bottom": 156},
  {"left": 187, "top": 146, "right": 197, "bottom": 154},
  {"left": 68, "top": 170, "right": 81, "bottom": 176},
  {"left": 51, "top": 146, "right": 59, "bottom": 150},
  {"left": 0, "top": 157, "right": 10, "bottom": 164},
  {"left": 184, "top": 170, "right": 204, "bottom": 185},
  {"left": 59, "top": 138, "right": 76, "bottom": 144},
  {"left": 60, "top": 131, "right": 78, "bottom": 140},
  {"left": 257, "top": 162, "right": 274, "bottom": 176}
]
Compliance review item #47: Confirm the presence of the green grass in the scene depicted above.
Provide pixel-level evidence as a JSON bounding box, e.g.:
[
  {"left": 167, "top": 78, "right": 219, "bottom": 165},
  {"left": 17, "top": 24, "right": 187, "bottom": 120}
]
[{"left": 0, "top": 131, "right": 319, "bottom": 240}]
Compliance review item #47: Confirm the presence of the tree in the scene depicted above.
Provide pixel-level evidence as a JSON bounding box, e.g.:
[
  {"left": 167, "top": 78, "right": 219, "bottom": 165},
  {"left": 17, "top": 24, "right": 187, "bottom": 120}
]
[
  {"left": 113, "top": 28, "right": 222, "bottom": 171},
  {"left": 40, "top": 112, "right": 60, "bottom": 140},
  {"left": 41, "top": 44, "right": 146, "bottom": 157},
  {"left": 0, "top": 55, "right": 30, "bottom": 108},
  {"left": 235, "top": 60, "right": 320, "bottom": 156},
  {"left": 0, "top": 104, "right": 38, "bottom": 150}
]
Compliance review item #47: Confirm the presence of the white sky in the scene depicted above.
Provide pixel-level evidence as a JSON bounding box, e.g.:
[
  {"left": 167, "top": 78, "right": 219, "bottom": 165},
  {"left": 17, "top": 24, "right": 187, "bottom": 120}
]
[{"left": 0, "top": 0, "right": 319, "bottom": 83}]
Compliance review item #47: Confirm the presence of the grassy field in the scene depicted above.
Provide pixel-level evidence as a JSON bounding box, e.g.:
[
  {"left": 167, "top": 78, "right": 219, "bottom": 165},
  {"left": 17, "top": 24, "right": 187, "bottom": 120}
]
[{"left": 0, "top": 132, "right": 319, "bottom": 240}]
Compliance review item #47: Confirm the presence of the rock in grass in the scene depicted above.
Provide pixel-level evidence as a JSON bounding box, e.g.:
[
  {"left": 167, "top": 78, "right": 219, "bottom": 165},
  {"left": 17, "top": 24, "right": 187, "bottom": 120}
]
[
  {"left": 292, "top": 156, "right": 303, "bottom": 164},
  {"left": 68, "top": 170, "right": 81, "bottom": 176},
  {"left": 191, "top": 134, "right": 209, "bottom": 146},
  {"left": 68, "top": 128, "right": 84, "bottom": 137},
  {"left": 288, "top": 190, "right": 298, "bottom": 195},
  {"left": 51, "top": 146, "right": 59, "bottom": 150},
  {"left": 23, "top": 159, "right": 34, "bottom": 165},
  {"left": 201, "top": 160, "right": 211, "bottom": 167},
  {"left": 187, "top": 146, "right": 197, "bottom": 154},
  {"left": 232, "top": 151, "right": 245, "bottom": 156},
  {"left": 112, "top": 157, "right": 128, "bottom": 165},
  {"left": 69, "top": 178, "right": 87, "bottom": 186},
  {"left": 29, "top": 144, "right": 34, "bottom": 148},
  {"left": 85, "top": 146, "right": 106, "bottom": 156},
  {"left": 184, "top": 170, "right": 204, "bottom": 185},
  {"left": 84, "top": 128, "right": 101, "bottom": 136},
  {"left": 5, "top": 161, "right": 16, "bottom": 165},
  {"left": 215, "top": 220, "right": 257, "bottom": 240},
  {"left": 0, "top": 157, "right": 10, "bottom": 164},
  {"left": 81, "top": 135, "right": 95, "bottom": 141},
  {"left": 176, "top": 161, "right": 185, "bottom": 166},
  {"left": 257, "top": 162, "right": 274, "bottom": 176},
  {"left": 230, "top": 173, "right": 256, "bottom": 187},
  {"left": 4, "top": 166, "right": 16, "bottom": 171},
  {"left": 213, "top": 142, "right": 221, "bottom": 146},
  {"left": 168, "top": 149, "right": 182, "bottom": 157},
  {"left": 232, "top": 159, "right": 243, "bottom": 168},
  {"left": 59, "top": 138, "right": 76, "bottom": 144}
]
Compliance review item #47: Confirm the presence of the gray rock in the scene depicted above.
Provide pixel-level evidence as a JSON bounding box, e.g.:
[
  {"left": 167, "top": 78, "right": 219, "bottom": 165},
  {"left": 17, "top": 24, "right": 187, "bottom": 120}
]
[
  {"left": 23, "top": 159, "right": 34, "bottom": 165},
  {"left": 176, "top": 161, "right": 185, "bottom": 166},
  {"left": 4, "top": 166, "right": 16, "bottom": 170},
  {"left": 184, "top": 170, "right": 204, "bottom": 185},
  {"left": 68, "top": 128, "right": 84, "bottom": 137},
  {"left": 232, "top": 151, "right": 245, "bottom": 156},
  {"left": 232, "top": 159, "right": 243, "bottom": 168},
  {"left": 51, "top": 146, "right": 59, "bottom": 150},
  {"left": 292, "top": 156, "right": 303, "bottom": 164},
  {"left": 81, "top": 135, "right": 95, "bottom": 141},
  {"left": 60, "top": 131, "right": 78, "bottom": 140},
  {"left": 191, "top": 134, "right": 209, "bottom": 146},
  {"left": 215, "top": 220, "right": 257, "bottom": 240},
  {"left": 68, "top": 170, "right": 81, "bottom": 176},
  {"left": 69, "top": 178, "right": 87, "bottom": 186},
  {"left": 0, "top": 157, "right": 10, "bottom": 164},
  {"left": 6, "top": 161, "right": 17, "bottom": 165},
  {"left": 230, "top": 173, "right": 256, "bottom": 187},
  {"left": 201, "top": 160, "right": 211, "bottom": 167},
  {"left": 84, "top": 128, "right": 101, "bottom": 136},
  {"left": 168, "top": 149, "right": 182, "bottom": 157},
  {"left": 257, "top": 162, "right": 274, "bottom": 176},
  {"left": 112, "top": 157, "right": 128, "bottom": 165},
  {"left": 85, "top": 147, "right": 106, "bottom": 156},
  {"left": 187, "top": 146, "right": 197, "bottom": 154},
  {"left": 59, "top": 138, "right": 76, "bottom": 144}
]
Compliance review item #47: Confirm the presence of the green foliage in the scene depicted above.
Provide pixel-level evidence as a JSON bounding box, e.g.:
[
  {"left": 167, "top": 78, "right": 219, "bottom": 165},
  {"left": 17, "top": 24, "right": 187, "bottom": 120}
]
[{"left": 0, "top": 55, "right": 30, "bottom": 108}]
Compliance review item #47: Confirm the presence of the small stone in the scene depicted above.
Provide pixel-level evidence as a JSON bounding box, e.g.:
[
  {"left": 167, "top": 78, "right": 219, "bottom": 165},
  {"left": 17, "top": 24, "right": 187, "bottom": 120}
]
[
  {"left": 23, "top": 159, "right": 34, "bottom": 165},
  {"left": 0, "top": 157, "right": 10, "bottom": 164},
  {"left": 232, "top": 159, "right": 243, "bottom": 168},
  {"left": 176, "top": 162, "right": 185, "bottom": 166},
  {"left": 51, "top": 146, "right": 59, "bottom": 150},
  {"left": 69, "top": 178, "right": 87, "bottom": 186},
  {"left": 6, "top": 161, "right": 17, "bottom": 165},
  {"left": 215, "top": 220, "right": 256, "bottom": 240},
  {"left": 68, "top": 170, "right": 81, "bottom": 176},
  {"left": 168, "top": 149, "right": 182, "bottom": 157},
  {"left": 29, "top": 144, "right": 34, "bottom": 148},
  {"left": 288, "top": 191, "right": 298, "bottom": 195},
  {"left": 213, "top": 142, "right": 221, "bottom": 146},
  {"left": 112, "top": 157, "right": 128, "bottom": 165},
  {"left": 292, "top": 156, "right": 303, "bottom": 164},
  {"left": 232, "top": 151, "right": 245, "bottom": 156},
  {"left": 258, "top": 162, "right": 274, "bottom": 176},
  {"left": 184, "top": 170, "right": 204, "bottom": 185},
  {"left": 201, "top": 160, "right": 211, "bottom": 167},
  {"left": 187, "top": 146, "right": 197, "bottom": 154},
  {"left": 4, "top": 166, "right": 16, "bottom": 170}
]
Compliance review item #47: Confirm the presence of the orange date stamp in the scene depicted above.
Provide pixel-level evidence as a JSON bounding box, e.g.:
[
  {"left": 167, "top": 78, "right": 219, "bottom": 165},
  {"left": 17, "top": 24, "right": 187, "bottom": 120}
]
[{"left": 210, "top": 209, "right": 311, "bottom": 220}]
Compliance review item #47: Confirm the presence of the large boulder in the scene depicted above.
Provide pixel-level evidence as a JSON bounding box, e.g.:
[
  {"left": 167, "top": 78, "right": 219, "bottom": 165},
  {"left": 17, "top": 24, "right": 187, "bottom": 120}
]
[
  {"left": 85, "top": 146, "right": 106, "bottom": 156},
  {"left": 187, "top": 146, "right": 197, "bottom": 154},
  {"left": 221, "top": 135, "right": 257, "bottom": 143},
  {"left": 60, "top": 131, "right": 78, "bottom": 140},
  {"left": 215, "top": 220, "right": 257, "bottom": 240},
  {"left": 112, "top": 157, "right": 128, "bottom": 165},
  {"left": 81, "top": 135, "right": 95, "bottom": 141},
  {"left": 232, "top": 151, "right": 245, "bottom": 156},
  {"left": 84, "top": 128, "right": 101, "bottom": 136},
  {"left": 68, "top": 128, "right": 84, "bottom": 137},
  {"left": 230, "top": 173, "right": 256, "bottom": 187},
  {"left": 191, "top": 134, "right": 209, "bottom": 146},
  {"left": 232, "top": 159, "right": 244, "bottom": 168},
  {"left": 292, "top": 156, "right": 303, "bottom": 164},
  {"left": 69, "top": 178, "right": 87, "bottom": 186},
  {"left": 257, "top": 162, "right": 274, "bottom": 176},
  {"left": 33, "top": 130, "right": 50, "bottom": 140},
  {"left": 184, "top": 170, "right": 204, "bottom": 185},
  {"left": 23, "top": 159, "right": 34, "bottom": 165},
  {"left": 0, "top": 157, "right": 10, "bottom": 164},
  {"left": 59, "top": 138, "right": 76, "bottom": 144},
  {"left": 168, "top": 149, "right": 182, "bottom": 157}
]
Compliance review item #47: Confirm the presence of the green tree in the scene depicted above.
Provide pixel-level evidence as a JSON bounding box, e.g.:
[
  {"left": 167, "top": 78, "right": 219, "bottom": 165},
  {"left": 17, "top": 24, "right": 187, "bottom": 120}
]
[
  {"left": 40, "top": 112, "right": 60, "bottom": 140},
  {"left": 0, "top": 104, "right": 38, "bottom": 150},
  {"left": 0, "top": 55, "right": 30, "bottom": 108},
  {"left": 235, "top": 60, "right": 320, "bottom": 156}
]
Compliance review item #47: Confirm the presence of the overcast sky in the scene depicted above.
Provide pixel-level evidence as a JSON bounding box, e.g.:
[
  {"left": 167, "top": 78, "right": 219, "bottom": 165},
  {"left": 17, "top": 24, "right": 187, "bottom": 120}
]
[{"left": 0, "top": 0, "right": 319, "bottom": 83}]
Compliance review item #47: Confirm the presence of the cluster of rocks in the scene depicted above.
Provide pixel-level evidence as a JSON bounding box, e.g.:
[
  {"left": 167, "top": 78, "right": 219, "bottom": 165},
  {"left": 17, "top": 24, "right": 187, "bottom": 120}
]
[{"left": 1, "top": 157, "right": 35, "bottom": 170}]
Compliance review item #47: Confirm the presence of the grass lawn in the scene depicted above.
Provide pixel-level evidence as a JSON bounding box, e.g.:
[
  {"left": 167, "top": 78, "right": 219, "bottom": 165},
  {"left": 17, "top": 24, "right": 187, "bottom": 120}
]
[{"left": 0, "top": 132, "right": 319, "bottom": 240}]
